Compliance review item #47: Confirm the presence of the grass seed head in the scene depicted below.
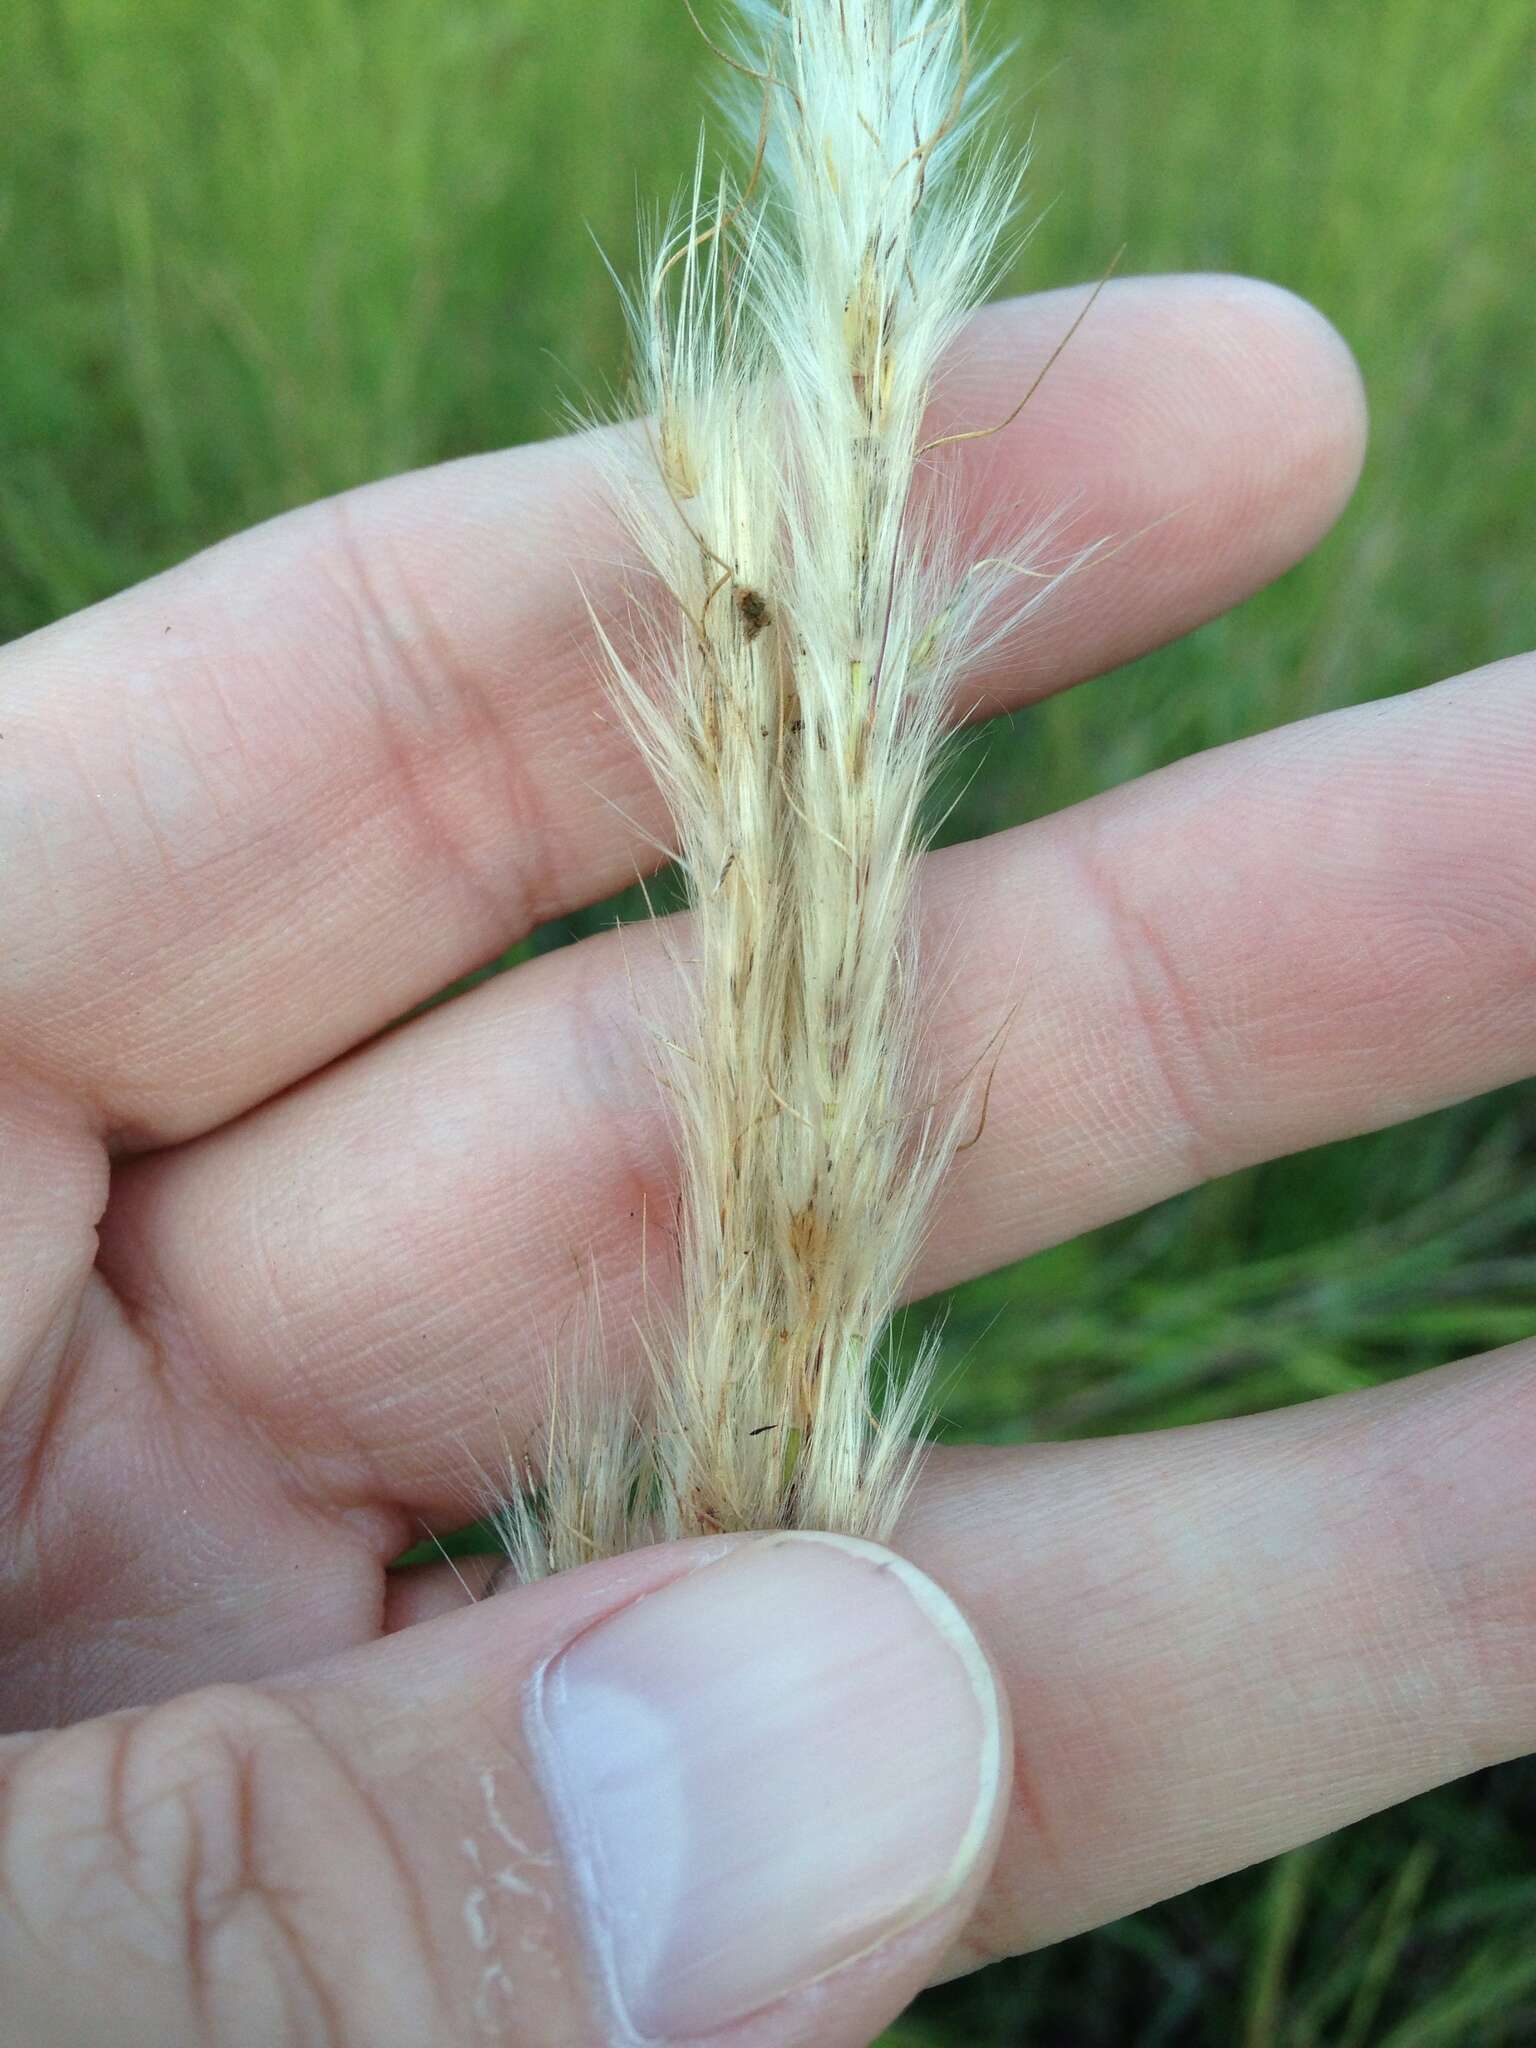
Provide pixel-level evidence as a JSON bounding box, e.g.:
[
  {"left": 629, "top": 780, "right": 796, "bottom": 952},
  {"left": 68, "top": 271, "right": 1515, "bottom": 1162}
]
[{"left": 504, "top": 0, "right": 1061, "bottom": 1568}]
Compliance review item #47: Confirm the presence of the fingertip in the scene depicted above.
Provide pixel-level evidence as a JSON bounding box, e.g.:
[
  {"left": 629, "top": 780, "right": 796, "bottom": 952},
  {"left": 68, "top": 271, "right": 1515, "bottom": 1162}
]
[
  {"left": 1170, "top": 271, "right": 1369, "bottom": 539},
  {"left": 525, "top": 1530, "right": 1010, "bottom": 2046},
  {"left": 939, "top": 272, "right": 1370, "bottom": 689}
]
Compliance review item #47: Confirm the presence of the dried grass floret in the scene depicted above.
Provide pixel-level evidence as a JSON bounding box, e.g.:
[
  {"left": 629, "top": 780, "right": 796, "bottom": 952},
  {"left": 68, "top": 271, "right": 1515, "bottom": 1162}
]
[{"left": 501, "top": 0, "right": 1071, "bottom": 1577}]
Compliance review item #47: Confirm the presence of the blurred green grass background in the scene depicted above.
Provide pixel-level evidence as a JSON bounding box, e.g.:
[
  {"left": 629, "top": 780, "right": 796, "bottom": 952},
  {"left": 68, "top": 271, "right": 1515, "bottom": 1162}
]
[{"left": 3, "top": 0, "right": 1533, "bottom": 2039}]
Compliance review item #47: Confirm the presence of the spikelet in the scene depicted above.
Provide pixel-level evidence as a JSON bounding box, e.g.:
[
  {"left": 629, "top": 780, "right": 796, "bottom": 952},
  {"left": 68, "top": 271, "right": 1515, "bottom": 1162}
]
[{"left": 501, "top": 0, "right": 1061, "bottom": 1577}]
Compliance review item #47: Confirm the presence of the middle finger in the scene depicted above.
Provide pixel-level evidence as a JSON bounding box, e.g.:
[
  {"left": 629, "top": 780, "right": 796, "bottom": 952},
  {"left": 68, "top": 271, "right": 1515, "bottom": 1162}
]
[{"left": 101, "top": 653, "right": 1536, "bottom": 1515}]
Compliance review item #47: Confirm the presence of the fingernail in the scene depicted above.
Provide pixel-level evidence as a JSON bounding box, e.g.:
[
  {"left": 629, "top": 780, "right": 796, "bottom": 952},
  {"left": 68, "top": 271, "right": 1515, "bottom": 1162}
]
[{"left": 527, "top": 1531, "right": 1003, "bottom": 2042}]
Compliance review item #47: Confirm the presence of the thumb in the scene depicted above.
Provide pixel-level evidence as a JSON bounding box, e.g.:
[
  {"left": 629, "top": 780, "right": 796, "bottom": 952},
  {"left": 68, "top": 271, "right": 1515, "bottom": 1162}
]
[{"left": 1, "top": 1531, "right": 1010, "bottom": 2048}]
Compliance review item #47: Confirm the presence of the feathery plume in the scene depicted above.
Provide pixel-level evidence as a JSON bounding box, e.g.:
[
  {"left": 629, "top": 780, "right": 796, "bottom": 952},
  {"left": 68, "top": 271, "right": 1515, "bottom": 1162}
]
[{"left": 502, "top": 0, "right": 1061, "bottom": 1576}]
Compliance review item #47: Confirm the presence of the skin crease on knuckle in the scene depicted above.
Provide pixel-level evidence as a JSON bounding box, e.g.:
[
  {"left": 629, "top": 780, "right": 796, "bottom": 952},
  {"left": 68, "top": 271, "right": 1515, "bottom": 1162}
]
[{"left": 0, "top": 1686, "right": 466, "bottom": 2048}]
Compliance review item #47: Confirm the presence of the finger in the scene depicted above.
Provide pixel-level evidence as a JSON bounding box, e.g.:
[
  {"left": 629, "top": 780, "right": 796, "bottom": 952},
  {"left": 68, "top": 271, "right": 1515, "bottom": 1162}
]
[
  {"left": 384, "top": 1553, "right": 501, "bottom": 1632},
  {"left": 0, "top": 1533, "right": 1008, "bottom": 2048},
  {"left": 898, "top": 1339, "right": 1536, "bottom": 1969},
  {"left": 102, "top": 656, "right": 1536, "bottom": 1511},
  {"left": 0, "top": 276, "right": 1365, "bottom": 1146}
]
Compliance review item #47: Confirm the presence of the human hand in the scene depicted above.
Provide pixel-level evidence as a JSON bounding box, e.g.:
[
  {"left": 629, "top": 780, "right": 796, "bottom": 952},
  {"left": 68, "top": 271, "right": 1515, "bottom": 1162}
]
[{"left": 2, "top": 276, "right": 1531, "bottom": 2047}]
